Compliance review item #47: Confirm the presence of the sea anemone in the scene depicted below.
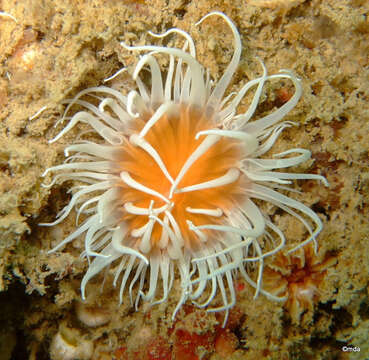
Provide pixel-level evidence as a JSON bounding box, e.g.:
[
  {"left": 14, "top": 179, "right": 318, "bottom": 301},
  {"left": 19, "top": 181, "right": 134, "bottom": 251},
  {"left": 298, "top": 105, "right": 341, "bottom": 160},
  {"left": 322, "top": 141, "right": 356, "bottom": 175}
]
[
  {"left": 50, "top": 323, "right": 94, "bottom": 360},
  {"left": 42, "top": 12, "right": 328, "bottom": 325},
  {"left": 263, "top": 244, "right": 337, "bottom": 323}
]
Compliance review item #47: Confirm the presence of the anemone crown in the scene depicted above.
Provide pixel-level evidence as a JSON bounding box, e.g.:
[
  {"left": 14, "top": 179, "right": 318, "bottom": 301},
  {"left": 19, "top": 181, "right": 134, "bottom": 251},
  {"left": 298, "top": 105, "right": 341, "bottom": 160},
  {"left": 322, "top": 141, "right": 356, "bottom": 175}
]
[{"left": 42, "top": 12, "right": 327, "bottom": 326}]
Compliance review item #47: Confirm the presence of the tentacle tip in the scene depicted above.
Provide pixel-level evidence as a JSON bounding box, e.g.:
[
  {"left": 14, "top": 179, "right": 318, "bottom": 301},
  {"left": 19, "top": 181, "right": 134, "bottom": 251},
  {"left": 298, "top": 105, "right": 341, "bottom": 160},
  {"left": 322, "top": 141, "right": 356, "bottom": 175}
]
[
  {"left": 39, "top": 222, "right": 55, "bottom": 227},
  {"left": 120, "top": 42, "right": 134, "bottom": 52},
  {"left": 195, "top": 11, "right": 225, "bottom": 26}
]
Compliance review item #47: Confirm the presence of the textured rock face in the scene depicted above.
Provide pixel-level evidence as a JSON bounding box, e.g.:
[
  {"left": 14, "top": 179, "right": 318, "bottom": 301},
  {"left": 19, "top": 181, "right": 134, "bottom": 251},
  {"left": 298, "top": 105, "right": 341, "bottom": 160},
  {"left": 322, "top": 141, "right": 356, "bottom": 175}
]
[{"left": 0, "top": 0, "right": 368, "bottom": 359}]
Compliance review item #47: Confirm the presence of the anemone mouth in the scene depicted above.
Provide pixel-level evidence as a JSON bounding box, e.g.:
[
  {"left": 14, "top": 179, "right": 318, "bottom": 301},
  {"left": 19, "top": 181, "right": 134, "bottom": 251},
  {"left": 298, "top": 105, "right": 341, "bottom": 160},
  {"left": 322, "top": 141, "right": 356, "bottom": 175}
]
[
  {"left": 119, "top": 104, "right": 247, "bottom": 253},
  {"left": 41, "top": 11, "right": 328, "bottom": 326}
]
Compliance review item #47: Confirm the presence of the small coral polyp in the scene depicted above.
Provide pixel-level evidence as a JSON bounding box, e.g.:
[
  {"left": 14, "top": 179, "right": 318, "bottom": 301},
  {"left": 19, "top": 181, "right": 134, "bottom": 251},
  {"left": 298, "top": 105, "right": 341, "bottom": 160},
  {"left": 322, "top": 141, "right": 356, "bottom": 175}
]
[
  {"left": 42, "top": 12, "right": 327, "bottom": 324},
  {"left": 263, "top": 245, "right": 337, "bottom": 323}
]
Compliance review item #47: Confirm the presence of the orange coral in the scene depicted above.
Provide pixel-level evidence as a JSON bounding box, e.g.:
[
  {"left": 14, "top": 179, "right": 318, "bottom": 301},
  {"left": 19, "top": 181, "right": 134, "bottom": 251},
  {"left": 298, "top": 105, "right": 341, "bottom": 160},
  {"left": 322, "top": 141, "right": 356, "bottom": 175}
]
[{"left": 263, "top": 244, "right": 337, "bottom": 323}]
